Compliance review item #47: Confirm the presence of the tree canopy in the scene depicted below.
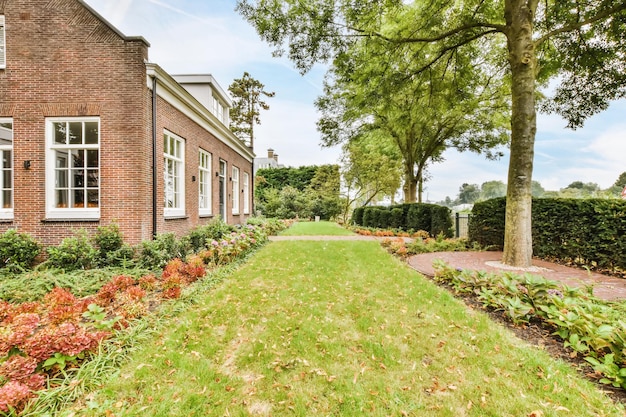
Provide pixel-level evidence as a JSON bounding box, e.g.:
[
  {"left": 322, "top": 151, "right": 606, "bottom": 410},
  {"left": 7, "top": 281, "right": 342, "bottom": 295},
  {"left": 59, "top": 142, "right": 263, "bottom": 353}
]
[
  {"left": 228, "top": 72, "right": 275, "bottom": 148},
  {"left": 237, "top": 0, "right": 626, "bottom": 267}
]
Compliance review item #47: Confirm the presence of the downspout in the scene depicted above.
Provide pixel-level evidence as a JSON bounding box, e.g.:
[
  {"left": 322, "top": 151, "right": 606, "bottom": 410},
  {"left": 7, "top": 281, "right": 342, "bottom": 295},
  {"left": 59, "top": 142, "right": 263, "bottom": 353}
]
[{"left": 152, "top": 75, "right": 158, "bottom": 238}]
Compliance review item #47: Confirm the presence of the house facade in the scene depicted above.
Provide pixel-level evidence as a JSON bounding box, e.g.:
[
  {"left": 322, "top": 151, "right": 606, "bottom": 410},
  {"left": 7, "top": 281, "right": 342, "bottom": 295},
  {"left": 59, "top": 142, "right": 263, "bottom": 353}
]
[{"left": 0, "top": 0, "right": 254, "bottom": 246}]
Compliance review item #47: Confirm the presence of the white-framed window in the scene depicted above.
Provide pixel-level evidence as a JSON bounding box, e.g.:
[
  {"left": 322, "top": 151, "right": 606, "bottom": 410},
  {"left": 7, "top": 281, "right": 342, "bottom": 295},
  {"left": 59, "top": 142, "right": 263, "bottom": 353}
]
[
  {"left": 0, "top": 118, "right": 13, "bottom": 219},
  {"left": 243, "top": 172, "right": 250, "bottom": 214},
  {"left": 198, "top": 149, "right": 212, "bottom": 216},
  {"left": 212, "top": 96, "right": 226, "bottom": 124},
  {"left": 163, "top": 131, "right": 185, "bottom": 217},
  {"left": 231, "top": 166, "right": 239, "bottom": 214},
  {"left": 45, "top": 118, "right": 100, "bottom": 219},
  {"left": 0, "top": 16, "right": 6, "bottom": 69}
]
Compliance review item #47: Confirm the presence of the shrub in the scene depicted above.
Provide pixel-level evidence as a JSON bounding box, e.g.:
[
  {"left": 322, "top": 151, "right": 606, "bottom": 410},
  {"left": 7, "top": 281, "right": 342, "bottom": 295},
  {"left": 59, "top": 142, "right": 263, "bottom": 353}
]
[
  {"left": 187, "top": 219, "right": 234, "bottom": 252},
  {"left": 0, "top": 230, "right": 41, "bottom": 272},
  {"left": 93, "top": 223, "right": 135, "bottom": 267},
  {"left": 390, "top": 208, "right": 404, "bottom": 229},
  {"left": 352, "top": 206, "right": 365, "bottom": 225},
  {"left": 377, "top": 209, "right": 391, "bottom": 229},
  {"left": 139, "top": 233, "right": 188, "bottom": 270},
  {"left": 46, "top": 230, "right": 98, "bottom": 271}
]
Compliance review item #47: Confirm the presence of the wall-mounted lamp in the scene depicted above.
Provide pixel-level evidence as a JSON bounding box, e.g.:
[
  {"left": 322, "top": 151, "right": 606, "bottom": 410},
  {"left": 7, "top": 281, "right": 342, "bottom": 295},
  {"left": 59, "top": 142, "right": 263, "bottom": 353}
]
[
  {"left": 229, "top": 177, "right": 232, "bottom": 181},
  {"left": 23, "top": 160, "right": 31, "bottom": 169},
  {"left": 192, "top": 175, "right": 196, "bottom": 182},
  {"left": 215, "top": 171, "right": 219, "bottom": 177}
]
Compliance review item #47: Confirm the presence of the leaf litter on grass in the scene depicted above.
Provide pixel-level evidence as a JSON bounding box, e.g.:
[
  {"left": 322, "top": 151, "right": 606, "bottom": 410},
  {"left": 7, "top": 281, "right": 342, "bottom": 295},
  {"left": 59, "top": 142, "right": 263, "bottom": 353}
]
[{"left": 66, "top": 240, "right": 625, "bottom": 417}]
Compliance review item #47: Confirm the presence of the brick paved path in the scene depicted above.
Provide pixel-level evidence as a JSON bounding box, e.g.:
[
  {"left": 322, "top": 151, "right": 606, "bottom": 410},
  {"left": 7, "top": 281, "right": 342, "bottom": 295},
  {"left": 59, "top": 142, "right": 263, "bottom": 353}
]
[{"left": 407, "top": 251, "right": 626, "bottom": 301}]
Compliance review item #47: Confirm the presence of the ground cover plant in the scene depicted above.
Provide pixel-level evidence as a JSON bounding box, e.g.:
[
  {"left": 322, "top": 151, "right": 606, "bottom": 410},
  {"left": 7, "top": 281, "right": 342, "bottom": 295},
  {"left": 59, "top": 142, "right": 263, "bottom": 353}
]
[
  {"left": 432, "top": 261, "right": 626, "bottom": 391},
  {"left": 61, "top": 240, "right": 623, "bottom": 416},
  {"left": 0, "top": 220, "right": 283, "bottom": 416}
]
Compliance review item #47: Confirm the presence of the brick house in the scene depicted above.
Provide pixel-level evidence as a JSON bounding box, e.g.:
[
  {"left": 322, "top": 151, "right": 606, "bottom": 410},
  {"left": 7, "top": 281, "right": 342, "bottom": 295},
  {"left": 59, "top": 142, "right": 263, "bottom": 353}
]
[{"left": 0, "top": 0, "right": 254, "bottom": 246}]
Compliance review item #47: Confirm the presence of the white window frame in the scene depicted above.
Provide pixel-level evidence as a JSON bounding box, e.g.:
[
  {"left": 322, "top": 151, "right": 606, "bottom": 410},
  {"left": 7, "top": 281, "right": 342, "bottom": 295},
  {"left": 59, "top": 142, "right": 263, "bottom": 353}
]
[
  {"left": 198, "top": 149, "right": 212, "bottom": 216},
  {"left": 0, "top": 16, "right": 5, "bottom": 69},
  {"left": 243, "top": 172, "right": 250, "bottom": 214},
  {"left": 45, "top": 117, "right": 100, "bottom": 220},
  {"left": 0, "top": 118, "right": 13, "bottom": 219},
  {"left": 163, "top": 131, "right": 185, "bottom": 218},
  {"left": 231, "top": 166, "right": 239, "bottom": 214}
]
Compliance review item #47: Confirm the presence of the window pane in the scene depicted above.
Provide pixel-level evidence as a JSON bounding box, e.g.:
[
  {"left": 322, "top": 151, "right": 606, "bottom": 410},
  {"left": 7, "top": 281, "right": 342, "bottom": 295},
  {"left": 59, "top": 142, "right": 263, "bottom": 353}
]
[
  {"left": 87, "top": 190, "right": 99, "bottom": 207},
  {"left": 54, "top": 122, "right": 66, "bottom": 144},
  {"left": 69, "top": 122, "right": 82, "bottom": 144},
  {"left": 55, "top": 169, "right": 68, "bottom": 188},
  {"left": 2, "top": 190, "right": 10, "bottom": 209},
  {"left": 56, "top": 151, "right": 68, "bottom": 168},
  {"left": 85, "top": 122, "right": 98, "bottom": 144},
  {"left": 72, "top": 169, "right": 84, "bottom": 187},
  {"left": 0, "top": 122, "right": 12, "bottom": 146},
  {"left": 2, "top": 170, "right": 10, "bottom": 188},
  {"left": 163, "top": 135, "right": 169, "bottom": 154},
  {"left": 72, "top": 149, "right": 85, "bottom": 168},
  {"left": 56, "top": 190, "right": 68, "bottom": 208},
  {"left": 87, "top": 150, "right": 98, "bottom": 167},
  {"left": 2, "top": 150, "right": 10, "bottom": 169},
  {"left": 87, "top": 170, "right": 99, "bottom": 187},
  {"left": 73, "top": 190, "right": 85, "bottom": 208}
]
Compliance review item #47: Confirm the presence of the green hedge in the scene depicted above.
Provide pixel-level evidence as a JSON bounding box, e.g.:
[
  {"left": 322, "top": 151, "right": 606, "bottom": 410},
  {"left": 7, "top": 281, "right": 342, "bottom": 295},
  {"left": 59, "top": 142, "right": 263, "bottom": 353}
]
[
  {"left": 352, "top": 203, "right": 452, "bottom": 237},
  {"left": 468, "top": 197, "right": 626, "bottom": 271}
]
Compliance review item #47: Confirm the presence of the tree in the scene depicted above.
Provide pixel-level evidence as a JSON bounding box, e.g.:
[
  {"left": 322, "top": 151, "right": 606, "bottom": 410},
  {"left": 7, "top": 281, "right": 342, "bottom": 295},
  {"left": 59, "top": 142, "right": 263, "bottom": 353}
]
[
  {"left": 316, "top": 23, "right": 509, "bottom": 203},
  {"left": 458, "top": 183, "right": 481, "bottom": 204},
  {"left": 480, "top": 180, "right": 507, "bottom": 200},
  {"left": 531, "top": 180, "right": 545, "bottom": 198},
  {"left": 609, "top": 171, "right": 626, "bottom": 196},
  {"left": 338, "top": 134, "right": 403, "bottom": 222},
  {"left": 228, "top": 72, "right": 275, "bottom": 148},
  {"left": 237, "top": 0, "right": 626, "bottom": 267}
]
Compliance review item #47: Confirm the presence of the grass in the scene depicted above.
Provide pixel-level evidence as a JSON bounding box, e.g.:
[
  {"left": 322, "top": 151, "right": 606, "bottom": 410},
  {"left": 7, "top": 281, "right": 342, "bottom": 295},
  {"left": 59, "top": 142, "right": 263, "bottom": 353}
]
[
  {"left": 63, "top": 239, "right": 624, "bottom": 417},
  {"left": 278, "top": 221, "right": 355, "bottom": 236}
]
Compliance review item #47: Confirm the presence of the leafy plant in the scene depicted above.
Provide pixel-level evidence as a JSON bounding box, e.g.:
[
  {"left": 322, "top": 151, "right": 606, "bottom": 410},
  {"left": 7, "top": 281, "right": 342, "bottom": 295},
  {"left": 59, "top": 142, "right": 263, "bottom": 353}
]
[
  {"left": 46, "top": 231, "right": 98, "bottom": 271},
  {"left": 0, "top": 230, "right": 41, "bottom": 273}
]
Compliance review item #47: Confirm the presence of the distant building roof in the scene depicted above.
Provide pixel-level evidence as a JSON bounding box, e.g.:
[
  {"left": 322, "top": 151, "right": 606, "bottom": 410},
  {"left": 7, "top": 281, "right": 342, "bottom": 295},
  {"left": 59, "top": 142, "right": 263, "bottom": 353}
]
[{"left": 254, "top": 148, "right": 284, "bottom": 174}]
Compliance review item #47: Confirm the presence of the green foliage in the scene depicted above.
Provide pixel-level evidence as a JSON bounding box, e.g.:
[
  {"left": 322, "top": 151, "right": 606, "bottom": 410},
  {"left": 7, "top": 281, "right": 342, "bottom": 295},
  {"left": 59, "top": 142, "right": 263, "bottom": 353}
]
[
  {"left": 0, "top": 268, "right": 150, "bottom": 303},
  {"left": 256, "top": 165, "right": 341, "bottom": 220},
  {"left": 355, "top": 203, "right": 452, "bottom": 237},
  {"left": 228, "top": 72, "right": 275, "bottom": 147},
  {"left": 82, "top": 304, "right": 121, "bottom": 331},
  {"left": 469, "top": 197, "right": 626, "bottom": 272},
  {"left": 433, "top": 260, "right": 626, "bottom": 389},
  {"left": 0, "top": 229, "right": 41, "bottom": 272},
  {"left": 93, "top": 224, "right": 135, "bottom": 268},
  {"left": 187, "top": 219, "right": 235, "bottom": 252},
  {"left": 138, "top": 233, "right": 189, "bottom": 270},
  {"left": 351, "top": 206, "right": 365, "bottom": 225},
  {"left": 46, "top": 230, "right": 99, "bottom": 271}
]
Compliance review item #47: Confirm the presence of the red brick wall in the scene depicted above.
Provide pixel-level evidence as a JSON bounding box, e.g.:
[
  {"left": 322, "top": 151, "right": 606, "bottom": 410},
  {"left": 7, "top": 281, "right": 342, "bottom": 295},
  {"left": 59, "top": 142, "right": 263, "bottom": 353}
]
[
  {"left": 0, "top": 0, "right": 151, "bottom": 245},
  {"left": 0, "top": 0, "right": 253, "bottom": 247},
  {"left": 154, "top": 95, "right": 253, "bottom": 238}
]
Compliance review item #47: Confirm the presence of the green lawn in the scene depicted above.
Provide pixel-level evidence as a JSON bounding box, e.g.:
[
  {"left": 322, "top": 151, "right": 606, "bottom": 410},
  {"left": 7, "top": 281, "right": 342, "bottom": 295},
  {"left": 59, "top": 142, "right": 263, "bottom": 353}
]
[
  {"left": 278, "top": 221, "right": 355, "bottom": 236},
  {"left": 66, "top": 240, "right": 624, "bottom": 417}
]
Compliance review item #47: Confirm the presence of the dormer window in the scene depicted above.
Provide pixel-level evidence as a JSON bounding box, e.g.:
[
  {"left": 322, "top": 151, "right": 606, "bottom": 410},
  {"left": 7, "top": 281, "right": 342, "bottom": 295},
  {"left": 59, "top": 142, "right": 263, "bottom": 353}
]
[
  {"left": 212, "top": 96, "right": 228, "bottom": 126},
  {"left": 0, "top": 16, "right": 6, "bottom": 69}
]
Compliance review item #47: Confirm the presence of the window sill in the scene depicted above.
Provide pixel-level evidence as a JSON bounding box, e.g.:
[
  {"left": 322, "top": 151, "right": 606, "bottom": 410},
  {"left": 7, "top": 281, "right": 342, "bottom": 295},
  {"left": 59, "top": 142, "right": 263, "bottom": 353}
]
[
  {"left": 165, "top": 215, "right": 189, "bottom": 220},
  {"left": 199, "top": 214, "right": 214, "bottom": 218},
  {"left": 42, "top": 218, "right": 100, "bottom": 223}
]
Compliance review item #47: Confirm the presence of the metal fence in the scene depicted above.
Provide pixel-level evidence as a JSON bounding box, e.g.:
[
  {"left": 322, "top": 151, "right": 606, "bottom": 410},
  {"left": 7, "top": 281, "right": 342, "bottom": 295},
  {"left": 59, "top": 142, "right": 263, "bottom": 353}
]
[{"left": 453, "top": 213, "right": 471, "bottom": 238}]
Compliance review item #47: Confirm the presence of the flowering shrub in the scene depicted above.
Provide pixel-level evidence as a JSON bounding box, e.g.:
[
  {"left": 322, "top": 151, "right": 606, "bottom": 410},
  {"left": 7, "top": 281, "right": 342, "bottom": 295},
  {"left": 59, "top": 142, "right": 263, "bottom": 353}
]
[{"left": 0, "top": 221, "right": 274, "bottom": 414}]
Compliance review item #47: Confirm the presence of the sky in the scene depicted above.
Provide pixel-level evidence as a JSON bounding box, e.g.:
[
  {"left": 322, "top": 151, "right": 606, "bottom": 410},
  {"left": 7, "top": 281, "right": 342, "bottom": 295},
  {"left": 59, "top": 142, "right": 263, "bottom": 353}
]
[{"left": 84, "top": 0, "right": 626, "bottom": 202}]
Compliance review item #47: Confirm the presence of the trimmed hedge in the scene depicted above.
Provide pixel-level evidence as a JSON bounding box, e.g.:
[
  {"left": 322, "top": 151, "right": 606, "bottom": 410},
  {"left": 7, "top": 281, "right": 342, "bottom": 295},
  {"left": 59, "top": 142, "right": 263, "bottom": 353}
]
[
  {"left": 468, "top": 197, "right": 626, "bottom": 271},
  {"left": 352, "top": 203, "right": 453, "bottom": 237}
]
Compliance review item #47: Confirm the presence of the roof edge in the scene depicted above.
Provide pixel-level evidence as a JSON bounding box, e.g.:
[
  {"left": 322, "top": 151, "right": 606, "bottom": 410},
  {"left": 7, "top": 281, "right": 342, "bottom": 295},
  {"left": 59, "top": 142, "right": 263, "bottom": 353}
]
[{"left": 78, "top": 0, "right": 150, "bottom": 47}]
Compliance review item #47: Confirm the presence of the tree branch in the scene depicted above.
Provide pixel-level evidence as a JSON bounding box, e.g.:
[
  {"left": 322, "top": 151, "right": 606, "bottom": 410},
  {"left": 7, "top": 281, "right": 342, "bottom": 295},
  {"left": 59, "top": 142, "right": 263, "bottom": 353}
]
[{"left": 534, "top": 2, "right": 626, "bottom": 47}]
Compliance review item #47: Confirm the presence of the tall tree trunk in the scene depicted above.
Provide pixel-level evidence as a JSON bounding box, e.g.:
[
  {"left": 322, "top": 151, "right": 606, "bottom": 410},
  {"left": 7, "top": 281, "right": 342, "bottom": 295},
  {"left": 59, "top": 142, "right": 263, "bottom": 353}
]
[
  {"left": 403, "top": 164, "right": 418, "bottom": 203},
  {"left": 503, "top": 0, "right": 537, "bottom": 267}
]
